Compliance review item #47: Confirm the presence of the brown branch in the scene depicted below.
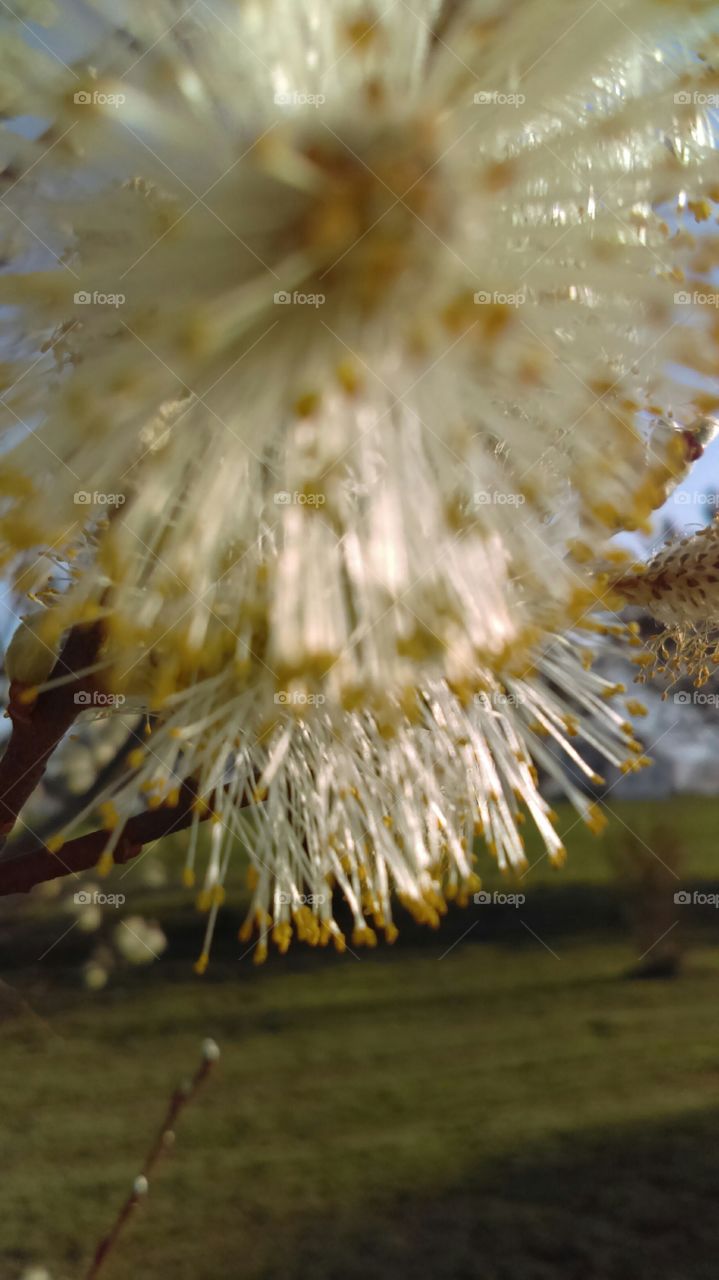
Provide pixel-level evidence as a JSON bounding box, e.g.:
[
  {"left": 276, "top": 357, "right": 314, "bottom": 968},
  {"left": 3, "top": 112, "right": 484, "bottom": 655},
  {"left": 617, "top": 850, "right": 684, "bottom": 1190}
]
[
  {"left": 0, "top": 778, "right": 212, "bottom": 897},
  {"left": 0, "top": 618, "right": 257, "bottom": 897},
  {"left": 0, "top": 621, "right": 104, "bottom": 842},
  {"left": 85, "top": 1038, "right": 220, "bottom": 1280}
]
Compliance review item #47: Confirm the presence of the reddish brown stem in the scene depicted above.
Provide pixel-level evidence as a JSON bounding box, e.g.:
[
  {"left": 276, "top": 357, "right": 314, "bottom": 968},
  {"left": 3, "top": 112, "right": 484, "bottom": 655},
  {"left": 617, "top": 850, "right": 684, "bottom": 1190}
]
[
  {"left": 0, "top": 622, "right": 256, "bottom": 897},
  {"left": 0, "top": 622, "right": 104, "bottom": 840},
  {"left": 0, "top": 779, "right": 208, "bottom": 896}
]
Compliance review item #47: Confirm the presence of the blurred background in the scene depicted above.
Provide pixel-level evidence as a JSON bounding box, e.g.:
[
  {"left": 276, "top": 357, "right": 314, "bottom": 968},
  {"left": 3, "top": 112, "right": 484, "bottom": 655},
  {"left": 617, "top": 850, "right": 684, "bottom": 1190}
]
[{"left": 2, "top": 767, "right": 719, "bottom": 1279}]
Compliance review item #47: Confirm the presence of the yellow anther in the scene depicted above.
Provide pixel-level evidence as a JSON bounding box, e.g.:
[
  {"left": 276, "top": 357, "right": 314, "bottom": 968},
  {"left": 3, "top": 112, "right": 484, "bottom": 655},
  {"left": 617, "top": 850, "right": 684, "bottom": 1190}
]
[
  {"left": 294, "top": 391, "right": 320, "bottom": 418},
  {"left": 97, "top": 851, "right": 113, "bottom": 878},
  {"left": 632, "top": 652, "right": 655, "bottom": 668},
  {"left": 625, "top": 698, "right": 648, "bottom": 717},
  {"left": 337, "top": 360, "right": 362, "bottom": 395},
  {"left": 585, "top": 804, "right": 607, "bottom": 835},
  {"left": 98, "top": 801, "right": 119, "bottom": 830}
]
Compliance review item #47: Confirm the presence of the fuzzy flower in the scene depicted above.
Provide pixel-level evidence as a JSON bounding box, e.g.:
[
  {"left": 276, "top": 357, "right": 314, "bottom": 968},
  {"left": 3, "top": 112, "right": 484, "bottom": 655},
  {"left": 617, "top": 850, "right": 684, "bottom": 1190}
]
[
  {"left": 618, "top": 518, "right": 719, "bottom": 686},
  {"left": 0, "top": 0, "right": 718, "bottom": 960}
]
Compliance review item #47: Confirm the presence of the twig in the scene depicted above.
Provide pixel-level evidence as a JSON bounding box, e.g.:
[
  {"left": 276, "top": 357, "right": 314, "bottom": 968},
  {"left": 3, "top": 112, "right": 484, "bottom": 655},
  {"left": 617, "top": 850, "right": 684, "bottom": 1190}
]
[
  {"left": 0, "top": 622, "right": 104, "bottom": 844},
  {"left": 85, "top": 1038, "right": 221, "bottom": 1280},
  {"left": 0, "top": 623, "right": 255, "bottom": 897},
  {"left": 0, "top": 779, "right": 221, "bottom": 896}
]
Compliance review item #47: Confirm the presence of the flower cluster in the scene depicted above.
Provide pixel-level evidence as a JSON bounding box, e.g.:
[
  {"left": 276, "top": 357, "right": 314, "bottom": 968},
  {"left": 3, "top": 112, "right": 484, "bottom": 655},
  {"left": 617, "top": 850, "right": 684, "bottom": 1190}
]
[
  {"left": 1, "top": 0, "right": 717, "bottom": 961},
  {"left": 618, "top": 519, "right": 719, "bottom": 687}
]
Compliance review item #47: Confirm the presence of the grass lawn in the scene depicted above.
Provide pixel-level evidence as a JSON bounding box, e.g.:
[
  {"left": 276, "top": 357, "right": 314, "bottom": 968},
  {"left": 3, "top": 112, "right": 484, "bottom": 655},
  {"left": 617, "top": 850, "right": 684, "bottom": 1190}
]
[{"left": 1, "top": 798, "right": 718, "bottom": 1279}]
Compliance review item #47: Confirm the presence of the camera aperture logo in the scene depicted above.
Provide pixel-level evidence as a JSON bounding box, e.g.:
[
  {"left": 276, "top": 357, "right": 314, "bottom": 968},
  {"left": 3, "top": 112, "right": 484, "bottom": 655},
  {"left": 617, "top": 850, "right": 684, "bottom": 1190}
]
[
  {"left": 674, "top": 889, "right": 719, "bottom": 907},
  {"left": 274, "top": 90, "right": 326, "bottom": 109},
  {"left": 673, "top": 690, "right": 719, "bottom": 706},
  {"left": 273, "top": 490, "right": 325, "bottom": 507},
  {"left": 278, "top": 891, "right": 326, "bottom": 907},
  {"left": 673, "top": 492, "right": 718, "bottom": 507},
  {"left": 74, "top": 89, "right": 126, "bottom": 108},
  {"left": 274, "top": 290, "right": 325, "bottom": 308},
  {"left": 74, "top": 691, "right": 126, "bottom": 708},
  {"left": 74, "top": 290, "right": 125, "bottom": 308},
  {"left": 674, "top": 91, "right": 719, "bottom": 106},
  {"left": 274, "top": 690, "right": 326, "bottom": 707},
  {"left": 474, "top": 889, "right": 526, "bottom": 907},
  {"left": 474, "top": 289, "right": 526, "bottom": 308},
  {"left": 74, "top": 890, "right": 125, "bottom": 907},
  {"left": 474, "top": 90, "right": 526, "bottom": 107},
  {"left": 475, "top": 690, "right": 526, "bottom": 709},
  {"left": 674, "top": 289, "right": 719, "bottom": 308},
  {"left": 472, "top": 490, "right": 525, "bottom": 508},
  {"left": 74, "top": 490, "right": 126, "bottom": 507}
]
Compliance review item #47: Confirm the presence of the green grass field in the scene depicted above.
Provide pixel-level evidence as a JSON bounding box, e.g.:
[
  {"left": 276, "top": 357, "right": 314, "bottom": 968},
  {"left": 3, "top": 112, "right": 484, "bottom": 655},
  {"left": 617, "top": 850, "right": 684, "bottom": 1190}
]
[{"left": 2, "top": 798, "right": 718, "bottom": 1279}]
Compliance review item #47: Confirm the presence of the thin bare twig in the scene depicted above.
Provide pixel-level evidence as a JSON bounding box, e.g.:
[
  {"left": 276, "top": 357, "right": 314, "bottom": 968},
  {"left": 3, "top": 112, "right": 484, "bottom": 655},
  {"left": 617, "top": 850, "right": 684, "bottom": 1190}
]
[{"left": 85, "top": 1038, "right": 220, "bottom": 1280}]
